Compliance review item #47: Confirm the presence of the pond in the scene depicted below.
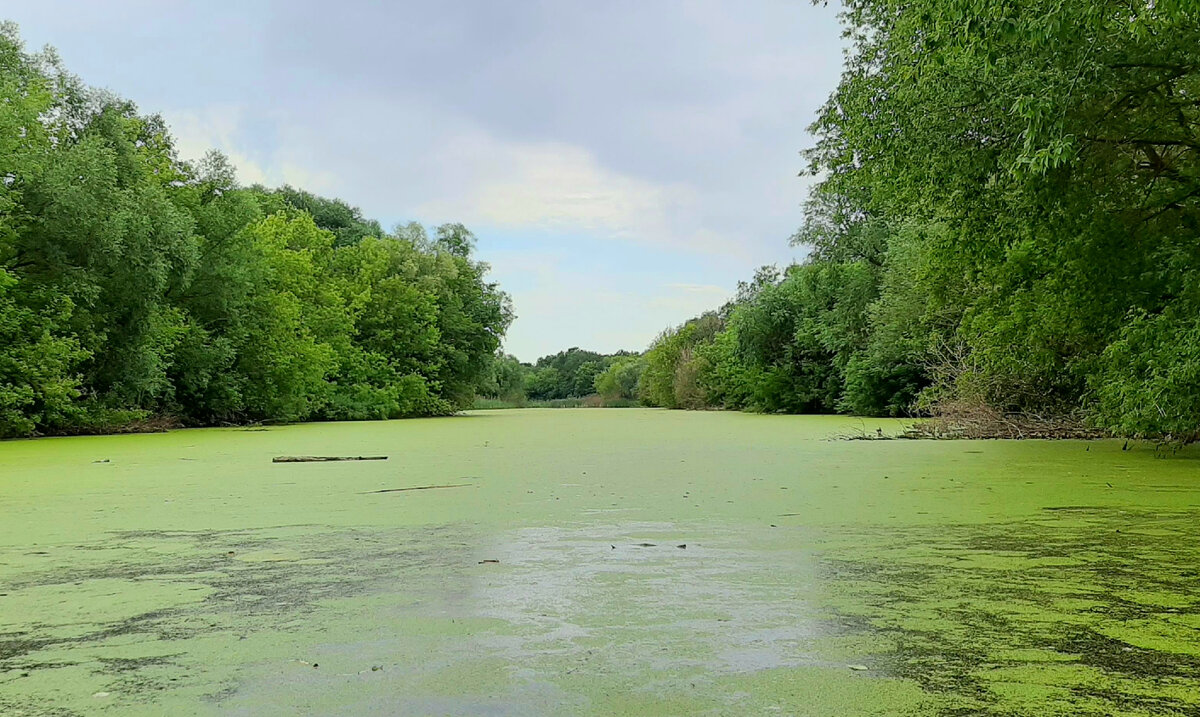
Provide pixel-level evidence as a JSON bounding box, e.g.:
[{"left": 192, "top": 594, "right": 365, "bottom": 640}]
[{"left": 1, "top": 409, "right": 1198, "bottom": 715}]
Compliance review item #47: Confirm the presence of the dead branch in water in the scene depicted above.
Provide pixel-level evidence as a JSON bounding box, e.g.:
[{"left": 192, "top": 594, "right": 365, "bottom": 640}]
[
  {"left": 361, "top": 483, "right": 472, "bottom": 494},
  {"left": 904, "top": 400, "right": 1107, "bottom": 440},
  {"left": 273, "top": 455, "right": 388, "bottom": 463}
]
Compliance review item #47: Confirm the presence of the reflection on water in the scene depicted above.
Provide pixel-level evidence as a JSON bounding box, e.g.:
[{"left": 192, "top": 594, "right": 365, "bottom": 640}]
[
  {"left": 471, "top": 524, "right": 827, "bottom": 674},
  {"left": 229, "top": 522, "right": 841, "bottom": 715},
  {"left": 1, "top": 511, "right": 1198, "bottom": 715}
]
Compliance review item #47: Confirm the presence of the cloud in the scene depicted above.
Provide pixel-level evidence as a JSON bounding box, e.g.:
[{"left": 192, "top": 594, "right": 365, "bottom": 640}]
[
  {"left": 414, "top": 131, "right": 725, "bottom": 252},
  {"left": 153, "top": 103, "right": 793, "bottom": 360},
  {"left": 163, "top": 106, "right": 270, "bottom": 186},
  {"left": 162, "top": 106, "right": 339, "bottom": 194},
  {"left": 646, "top": 283, "right": 732, "bottom": 320},
  {"left": 8, "top": 0, "right": 848, "bottom": 359},
  {"left": 172, "top": 99, "right": 754, "bottom": 259}
]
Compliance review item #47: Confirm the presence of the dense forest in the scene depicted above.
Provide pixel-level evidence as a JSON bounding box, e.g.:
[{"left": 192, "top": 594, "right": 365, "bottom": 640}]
[
  {"left": 6, "top": 0, "right": 1200, "bottom": 442},
  {"left": 0, "top": 25, "right": 511, "bottom": 438},
  {"left": 627, "top": 1, "right": 1200, "bottom": 441},
  {"left": 478, "top": 349, "right": 643, "bottom": 406}
]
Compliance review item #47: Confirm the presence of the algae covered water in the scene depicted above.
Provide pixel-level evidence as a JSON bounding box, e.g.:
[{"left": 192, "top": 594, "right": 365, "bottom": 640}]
[{"left": 1, "top": 409, "right": 1198, "bottom": 715}]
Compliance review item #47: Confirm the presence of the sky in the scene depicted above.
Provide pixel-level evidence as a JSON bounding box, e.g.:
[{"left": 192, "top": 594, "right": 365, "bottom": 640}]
[{"left": 6, "top": 1, "right": 847, "bottom": 362}]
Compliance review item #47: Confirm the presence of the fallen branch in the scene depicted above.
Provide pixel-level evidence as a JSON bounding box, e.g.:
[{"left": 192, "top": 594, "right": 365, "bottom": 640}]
[
  {"left": 361, "top": 483, "right": 472, "bottom": 494},
  {"left": 273, "top": 455, "right": 388, "bottom": 463}
]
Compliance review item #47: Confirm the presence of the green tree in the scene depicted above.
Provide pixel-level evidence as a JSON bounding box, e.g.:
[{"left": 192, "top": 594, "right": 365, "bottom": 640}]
[
  {"left": 594, "top": 355, "right": 645, "bottom": 403},
  {"left": 640, "top": 314, "right": 722, "bottom": 408},
  {"left": 268, "top": 185, "right": 383, "bottom": 248},
  {"left": 526, "top": 367, "right": 562, "bottom": 400},
  {"left": 572, "top": 361, "right": 602, "bottom": 397},
  {"left": 799, "top": 0, "right": 1200, "bottom": 433},
  {"left": 479, "top": 353, "right": 527, "bottom": 402},
  {"left": 0, "top": 23, "right": 515, "bottom": 434}
]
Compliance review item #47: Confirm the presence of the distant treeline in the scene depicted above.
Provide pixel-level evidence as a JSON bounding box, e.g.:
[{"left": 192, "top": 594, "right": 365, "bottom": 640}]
[
  {"left": 479, "top": 348, "right": 645, "bottom": 406},
  {"left": 635, "top": 1, "right": 1200, "bottom": 440},
  {"left": 0, "top": 25, "right": 510, "bottom": 437}
]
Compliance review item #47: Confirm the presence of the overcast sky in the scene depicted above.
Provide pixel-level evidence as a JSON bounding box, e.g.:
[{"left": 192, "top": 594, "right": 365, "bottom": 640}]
[{"left": 8, "top": 1, "right": 847, "bottom": 361}]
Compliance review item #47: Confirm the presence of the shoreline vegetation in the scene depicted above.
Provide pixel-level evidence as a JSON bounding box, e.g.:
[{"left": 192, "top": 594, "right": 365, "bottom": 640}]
[
  {"left": 5, "top": 1, "right": 1200, "bottom": 444},
  {"left": 484, "top": 3, "right": 1200, "bottom": 446},
  {"left": 0, "top": 404, "right": 1122, "bottom": 444}
]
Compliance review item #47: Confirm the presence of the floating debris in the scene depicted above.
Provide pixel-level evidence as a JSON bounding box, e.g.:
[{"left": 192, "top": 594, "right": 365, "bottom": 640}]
[
  {"left": 274, "top": 455, "right": 387, "bottom": 463},
  {"left": 362, "top": 483, "right": 471, "bottom": 494}
]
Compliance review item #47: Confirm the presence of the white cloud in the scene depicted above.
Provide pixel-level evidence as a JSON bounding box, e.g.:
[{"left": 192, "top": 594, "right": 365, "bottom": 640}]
[
  {"left": 415, "top": 131, "right": 745, "bottom": 255},
  {"left": 162, "top": 97, "right": 758, "bottom": 260},
  {"left": 162, "top": 106, "right": 339, "bottom": 193},
  {"left": 162, "top": 106, "right": 270, "bottom": 185},
  {"left": 152, "top": 100, "right": 806, "bottom": 360},
  {"left": 645, "top": 283, "right": 732, "bottom": 321},
  {"left": 486, "top": 254, "right": 737, "bottom": 359},
  {"left": 10, "top": 0, "right": 843, "bottom": 362}
]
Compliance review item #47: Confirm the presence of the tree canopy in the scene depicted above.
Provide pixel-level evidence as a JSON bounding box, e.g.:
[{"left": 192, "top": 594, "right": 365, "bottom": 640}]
[
  {"left": 6, "top": 1, "right": 1200, "bottom": 441},
  {"left": 637, "top": 1, "right": 1200, "bottom": 440},
  {"left": 0, "top": 24, "right": 511, "bottom": 437}
]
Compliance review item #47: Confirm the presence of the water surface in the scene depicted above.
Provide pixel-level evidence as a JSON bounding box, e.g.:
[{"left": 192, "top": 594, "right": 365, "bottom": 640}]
[{"left": 1, "top": 409, "right": 1197, "bottom": 715}]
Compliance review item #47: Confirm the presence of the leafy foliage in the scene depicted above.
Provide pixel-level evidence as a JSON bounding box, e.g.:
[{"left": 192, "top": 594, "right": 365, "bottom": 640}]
[
  {"left": 641, "top": 1, "right": 1200, "bottom": 438},
  {"left": 523, "top": 348, "right": 638, "bottom": 401},
  {"left": 640, "top": 314, "right": 721, "bottom": 409},
  {"left": 0, "top": 25, "right": 511, "bottom": 437},
  {"left": 802, "top": 0, "right": 1200, "bottom": 433},
  {"left": 594, "top": 355, "right": 645, "bottom": 404}
]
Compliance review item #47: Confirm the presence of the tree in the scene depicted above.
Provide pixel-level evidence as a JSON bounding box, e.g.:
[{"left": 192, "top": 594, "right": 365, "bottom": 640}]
[
  {"left": 268, "top": 185, "right": 382, "bottom": 248},
  {"left": 479, "top": 353, "right": 526, "bottom": 402},
  {"left": 798, "top": 0, "right": 1200, "bottom": 432},
  {"left": 594, "top": 356, "right": 645, "bottom": 403},
  {"left": 526, "top": 367, "right": 562, "bottom": 400},
  {"left": 573, "top": 361, "right": 602, "bottom": 397},
  {"left": 0, "top": 23, "right": 515, "bottom": 435},
  {"left": 640, "top": 314, "right": 722, "bottom": 409}
]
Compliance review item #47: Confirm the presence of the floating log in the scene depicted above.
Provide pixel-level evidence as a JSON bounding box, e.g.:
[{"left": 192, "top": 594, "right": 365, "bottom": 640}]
[
  {"left": 361, "top": 483, "right": 471, "bottom": 494},
  {"left": 272, "top": 455, "right": 388, "bottom": 463}
]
